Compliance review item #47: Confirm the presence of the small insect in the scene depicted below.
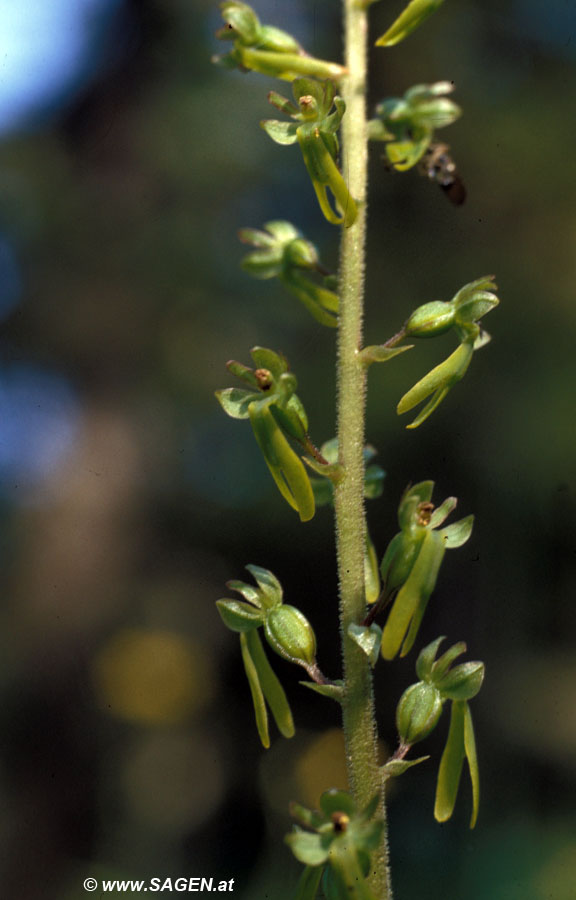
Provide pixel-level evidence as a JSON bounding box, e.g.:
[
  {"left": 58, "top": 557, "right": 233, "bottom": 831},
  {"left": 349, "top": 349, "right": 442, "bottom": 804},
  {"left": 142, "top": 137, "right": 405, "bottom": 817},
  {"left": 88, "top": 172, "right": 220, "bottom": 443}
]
[{"left": 419, "top": 142, "right": 467, "bottom": 206}]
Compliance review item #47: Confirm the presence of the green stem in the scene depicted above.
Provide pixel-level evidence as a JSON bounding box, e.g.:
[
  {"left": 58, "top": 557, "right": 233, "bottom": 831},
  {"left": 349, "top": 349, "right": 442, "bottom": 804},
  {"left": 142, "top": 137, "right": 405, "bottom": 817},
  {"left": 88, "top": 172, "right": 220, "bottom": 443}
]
[{"left": 334, "top": 0, "right": 392, "bottom": 897}]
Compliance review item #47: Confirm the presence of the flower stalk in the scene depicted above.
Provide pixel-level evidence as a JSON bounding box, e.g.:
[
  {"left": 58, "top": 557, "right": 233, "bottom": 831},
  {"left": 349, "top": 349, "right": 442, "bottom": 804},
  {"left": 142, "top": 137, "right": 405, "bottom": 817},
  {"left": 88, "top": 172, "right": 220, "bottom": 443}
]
[{"left": 333, "top": 0, "right": 391, "bottom": 896}]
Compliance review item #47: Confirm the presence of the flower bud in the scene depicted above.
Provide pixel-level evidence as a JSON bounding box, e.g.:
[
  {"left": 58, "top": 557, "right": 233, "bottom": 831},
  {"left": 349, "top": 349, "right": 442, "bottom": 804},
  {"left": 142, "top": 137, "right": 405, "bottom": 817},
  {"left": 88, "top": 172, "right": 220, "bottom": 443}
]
[
  {"left": 405, "top": 300, "right": 455, "bottom": 338},
  {"left": 264, "top": 604, "right": 317, "bottom": 666},
  {"left": 396, "top": 681, "right": 442, "bottom": 745}
]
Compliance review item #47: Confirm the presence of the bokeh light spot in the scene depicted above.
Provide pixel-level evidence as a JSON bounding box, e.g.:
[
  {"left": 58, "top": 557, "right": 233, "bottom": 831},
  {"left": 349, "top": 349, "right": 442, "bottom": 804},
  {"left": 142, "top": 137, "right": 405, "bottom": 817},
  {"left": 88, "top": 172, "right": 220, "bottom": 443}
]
[
  {"left": 93, "top": 628, "right": 212, "bottom": 725},
  {"left": 294, "top": 728, "right": 349, "bottom": 808},
  {"left": 0, "top": 0, "right": 124, "bottom": 136},
  {"left": 0, "top": 363, "right": 79, "bottom": 495}
]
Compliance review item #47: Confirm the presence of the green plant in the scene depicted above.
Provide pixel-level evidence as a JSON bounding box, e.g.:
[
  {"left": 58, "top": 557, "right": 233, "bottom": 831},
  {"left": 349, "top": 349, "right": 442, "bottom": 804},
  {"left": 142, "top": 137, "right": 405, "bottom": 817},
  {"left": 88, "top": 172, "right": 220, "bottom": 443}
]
[{"left": 212, "top": 1, "right": 499, "bottom": 896}]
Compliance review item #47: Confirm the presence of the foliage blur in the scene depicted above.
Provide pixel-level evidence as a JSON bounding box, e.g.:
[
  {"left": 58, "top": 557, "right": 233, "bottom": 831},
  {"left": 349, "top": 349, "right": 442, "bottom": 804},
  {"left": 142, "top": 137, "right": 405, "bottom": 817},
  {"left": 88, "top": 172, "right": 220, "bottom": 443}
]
[{"left": 0, "top": 0, "right": 575, "bottom": 897}]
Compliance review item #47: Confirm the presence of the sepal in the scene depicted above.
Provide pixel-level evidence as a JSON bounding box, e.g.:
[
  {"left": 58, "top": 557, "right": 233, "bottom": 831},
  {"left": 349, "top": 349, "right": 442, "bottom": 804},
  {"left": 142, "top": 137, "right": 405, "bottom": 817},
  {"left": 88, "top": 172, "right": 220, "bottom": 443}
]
[
  {"left": 260, "top": 118, "right": 299, "bottom": 145},
  {"left": 215, "top": 387, "right": 260, "bottom": 419},
  {"left": 427, "top": 639, "right": 466, "bottom": 679},
  {"left": 287, "top": 830, "right": 332, "bottom": 867},
  {"left": 428, "top": 496, "right": 457, "bottom": 528},
  {"left": 439, "top": 514, "right": 474, "bottom": 548},
  {"left": 218, "top": 1, "right": 260, "bottom": 44},
  {"left": 452, "top": 275, "right": 499, "bottom": 327},
  {"left": 414, "top": 636, "right": 484, "bottom": 701},
  {"left": 245, "top": 563, "right": 283, "bottom": 606},
  {"left": 216, "top": 599, "right": 264, "bottom": 632},
  {"left": 435, "top": 661, "right": 485, "bottom": 701}
]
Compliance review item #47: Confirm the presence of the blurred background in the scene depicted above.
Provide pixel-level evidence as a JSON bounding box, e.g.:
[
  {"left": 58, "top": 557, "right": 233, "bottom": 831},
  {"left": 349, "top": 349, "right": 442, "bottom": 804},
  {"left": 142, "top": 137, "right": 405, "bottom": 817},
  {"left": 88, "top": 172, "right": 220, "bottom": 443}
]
[{"left": 0, "top": 0, "right": 574, "bottom": 897}]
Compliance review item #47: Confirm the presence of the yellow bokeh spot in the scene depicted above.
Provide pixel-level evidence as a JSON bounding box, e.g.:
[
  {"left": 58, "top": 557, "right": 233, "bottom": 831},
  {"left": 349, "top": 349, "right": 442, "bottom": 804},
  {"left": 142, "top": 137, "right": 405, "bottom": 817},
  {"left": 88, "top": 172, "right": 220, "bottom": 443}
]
[
  {"left": 534, "top": 841, "right": 576, "bottom": 900},
  {"left": 93, "top": 628, "right": 210, "bottom": 725},
  {"left": 293, "top": 729, "right": 389, "bottom": 810},
  {"left": 294, "top": 728, "right": 349, "bottom": 808}
]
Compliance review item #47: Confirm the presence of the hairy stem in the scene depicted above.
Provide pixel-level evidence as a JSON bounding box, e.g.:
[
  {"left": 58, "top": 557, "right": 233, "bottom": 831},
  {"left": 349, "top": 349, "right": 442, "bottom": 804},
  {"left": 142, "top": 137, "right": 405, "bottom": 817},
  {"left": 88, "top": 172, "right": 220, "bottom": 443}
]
[{"left": 334, "top": 0, "right": 392, "bottom": 897}]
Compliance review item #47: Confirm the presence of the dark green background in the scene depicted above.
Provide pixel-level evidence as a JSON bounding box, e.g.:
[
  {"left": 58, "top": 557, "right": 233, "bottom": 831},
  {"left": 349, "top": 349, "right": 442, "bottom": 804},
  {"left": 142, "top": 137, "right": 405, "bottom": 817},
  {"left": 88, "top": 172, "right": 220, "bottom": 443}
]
[{"left": 0, "top": 0, "right": 575, "bottom": 897}]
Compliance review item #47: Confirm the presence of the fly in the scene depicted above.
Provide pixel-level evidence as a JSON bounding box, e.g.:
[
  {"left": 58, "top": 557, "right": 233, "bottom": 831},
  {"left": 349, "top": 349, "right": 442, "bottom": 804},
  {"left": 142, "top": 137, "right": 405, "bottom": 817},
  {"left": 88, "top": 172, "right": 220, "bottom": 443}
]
[{"left": 419, "top": 142, "right": 466, "bottom": 206}]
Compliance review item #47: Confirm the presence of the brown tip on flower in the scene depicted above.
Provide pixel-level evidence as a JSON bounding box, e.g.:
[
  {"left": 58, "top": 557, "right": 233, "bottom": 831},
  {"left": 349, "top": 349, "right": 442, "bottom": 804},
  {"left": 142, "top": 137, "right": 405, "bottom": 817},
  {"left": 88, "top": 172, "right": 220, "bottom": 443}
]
[
  {"left": 417, "top": 501, "right": 435, "bottom": 526},
  {"left": 254, "top": 368, "right": 273, "bottom": 390},
  {"left": 331, "top": 812, "right": 350, "bottom": 833}
]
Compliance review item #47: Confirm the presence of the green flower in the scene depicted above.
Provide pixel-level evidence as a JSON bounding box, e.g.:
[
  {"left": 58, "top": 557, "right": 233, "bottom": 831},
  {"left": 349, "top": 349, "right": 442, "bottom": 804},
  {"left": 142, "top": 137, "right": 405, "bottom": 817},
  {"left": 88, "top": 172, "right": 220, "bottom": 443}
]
[
  {"left": 217, "top": 565, "right": 322, "bottom": 747},
  {"left": 378, "top": 481, "right": 474, "bottom": 659},
  {"left": 392, "top": 637, "right": 484, "bottom": 827},
  {"left": 396, "top": 276, "right": 500, "bottom": 427},
  {"left": 261, "top": 79, "right": 357, "bottom": 227},
  {"left": 368, "top": 81, "right": 460, "bottom": 171},
  {"left": 286, "top": 790, "right": 384, "bottom": 900},
  {"left": 216, "top": 347, "right": 316, "bottom": 521},
  {"left": 213, "top": 2, "right": 345, "bottom": 81},
  {"left": 239, "top": 220, "right": 339, "bottom": 327}
]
